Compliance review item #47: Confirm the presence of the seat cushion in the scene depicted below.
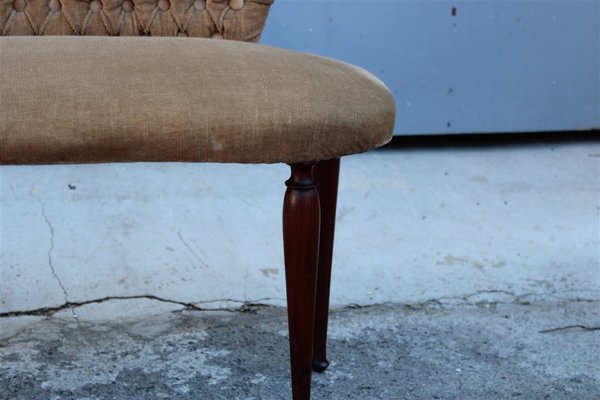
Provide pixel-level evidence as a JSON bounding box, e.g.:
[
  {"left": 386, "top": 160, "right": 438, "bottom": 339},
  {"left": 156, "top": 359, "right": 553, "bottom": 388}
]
[{"left": 0, "top": 36, "right": 396, "bottom": 164}]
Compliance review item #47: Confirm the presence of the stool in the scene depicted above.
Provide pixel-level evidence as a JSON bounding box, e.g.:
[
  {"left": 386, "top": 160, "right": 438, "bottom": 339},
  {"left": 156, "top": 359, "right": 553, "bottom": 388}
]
[{"left": 0, "top": 2, "right": 395, "bottom": 399}]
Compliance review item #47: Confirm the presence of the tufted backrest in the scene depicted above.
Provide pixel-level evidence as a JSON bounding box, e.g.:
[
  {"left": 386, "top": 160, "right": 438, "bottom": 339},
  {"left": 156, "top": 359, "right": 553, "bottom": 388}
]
[{"left": 0, "top": 0, "right": 274, "bottom": 41}]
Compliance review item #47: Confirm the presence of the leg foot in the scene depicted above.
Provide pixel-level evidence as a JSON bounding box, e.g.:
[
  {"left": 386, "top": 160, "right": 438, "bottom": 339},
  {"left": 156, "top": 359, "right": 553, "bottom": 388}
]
[{"left": 312, "top": 357, "right": 330, "bottom": 373}]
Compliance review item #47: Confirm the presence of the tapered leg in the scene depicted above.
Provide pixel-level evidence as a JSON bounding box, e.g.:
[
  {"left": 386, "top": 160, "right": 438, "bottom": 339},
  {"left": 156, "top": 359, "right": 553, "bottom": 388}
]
[
  {"left": 283, "top": 163, "right": 321, "bottom": 400},
  {"left": 312, "top": 158, "right": 340, "bottom": 373}
]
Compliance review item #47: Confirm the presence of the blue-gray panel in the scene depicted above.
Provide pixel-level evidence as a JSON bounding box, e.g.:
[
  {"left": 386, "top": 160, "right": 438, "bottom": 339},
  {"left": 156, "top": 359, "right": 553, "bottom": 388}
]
[{"left": 260, "top": 0, "right": 600, "bottom": 135}]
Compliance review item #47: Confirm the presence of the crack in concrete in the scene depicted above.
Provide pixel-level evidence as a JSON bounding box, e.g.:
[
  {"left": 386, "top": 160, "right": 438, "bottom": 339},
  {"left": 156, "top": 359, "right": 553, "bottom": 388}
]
[
  {"left": 0, "top": 290, "right": 598, "bottom": 320},
  {"left": 3, "top": 288, "right": 596, "bottom": 319},
  {"left": 177, "top": 231, "right": 208, "bottom": 269},
  {"left": 0, "top": 295, "right": 277, "bottom": 318},
  {"left": 30, "top": 189, "right": 77, "bottom": 319},
  {"left": 434, "top": 288, "right": 600, "bottom": 305},
  {"left": 342, "top": 289, "right": 599, "bottom": 312},
  {"left": 539, "top": 324, "right": 600, "bottom": 333}
]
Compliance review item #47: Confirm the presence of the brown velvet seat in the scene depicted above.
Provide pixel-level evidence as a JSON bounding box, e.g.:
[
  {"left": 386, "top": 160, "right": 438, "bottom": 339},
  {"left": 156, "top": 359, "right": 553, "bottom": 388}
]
[
  {"left": 0, "top": 36, "right": 394, "bottom": 164},
  {"left": 0, "top": 1, "right": 395, "bottom": 399}
]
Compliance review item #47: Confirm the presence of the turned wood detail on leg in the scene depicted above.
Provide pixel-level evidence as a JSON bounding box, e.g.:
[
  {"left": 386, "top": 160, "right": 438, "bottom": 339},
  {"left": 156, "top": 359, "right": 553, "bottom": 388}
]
[
  {"left": 283, "top": 163, "right": 321, "bottom": 400},
  {"left": 312, "top": 158, "right": 340, "bottom": 373}
]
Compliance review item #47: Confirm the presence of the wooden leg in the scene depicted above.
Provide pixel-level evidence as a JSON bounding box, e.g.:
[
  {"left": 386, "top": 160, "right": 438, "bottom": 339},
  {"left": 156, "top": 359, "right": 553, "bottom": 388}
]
[
  {"left": 312, "top": 158, "right": 340, "bottom": 373},
  {"left": 283, "top": 163, "right": 321, "bottom": 400}
]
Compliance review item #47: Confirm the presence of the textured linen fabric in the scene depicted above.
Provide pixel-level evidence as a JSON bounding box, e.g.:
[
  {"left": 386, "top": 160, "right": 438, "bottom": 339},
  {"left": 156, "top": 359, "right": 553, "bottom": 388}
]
[
  {"left": 0, "top": 36, "right": 395, "bottom": 164},
  {"left": 1, "top": 0, "right": 273, "bottom": 41}
]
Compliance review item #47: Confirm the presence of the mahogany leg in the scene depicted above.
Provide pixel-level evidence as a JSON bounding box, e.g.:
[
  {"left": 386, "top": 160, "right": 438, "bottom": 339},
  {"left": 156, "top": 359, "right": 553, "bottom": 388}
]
[
  {"left": 312, "top": 158, "right": 340, "bottom": 373},
  {"left": 283, "top": 163, "right": 321, "bottom": 400}
]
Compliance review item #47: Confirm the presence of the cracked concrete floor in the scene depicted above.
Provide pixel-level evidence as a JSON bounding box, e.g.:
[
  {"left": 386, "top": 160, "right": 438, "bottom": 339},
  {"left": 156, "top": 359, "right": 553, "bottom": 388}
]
[
  {"left": 3, "top": 140, "right": 598, "bottom": 314},
  {"left": 1, "top": 300, "right": 599, "bottom": 400},
  {"left": 1, "top": 138, "right": 598, "bottom": 398}
]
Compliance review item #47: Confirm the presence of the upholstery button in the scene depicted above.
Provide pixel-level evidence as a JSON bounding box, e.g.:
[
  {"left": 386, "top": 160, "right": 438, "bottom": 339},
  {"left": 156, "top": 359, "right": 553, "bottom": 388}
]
[
  {"left": 193, "top": 0, "right": 205, "bottom": 11},
  {"left": 229, "top": 0, "right": 243, "bottom": 11},
  {"left": 90, "top": 0, "right": 102, "bottom": 12},
  {"left": 158, "top": 0, "right": 170, "bottom": 11},
  {"left": 211, "top": 32, "right": 223, "bottom": 39},
  {"left": 12, "top": 0, "right": 26, "bottom": 12},
  {"left": 122, "top": 0, "right": 133, "bottom": 12},
  {"left": 48, "top": 0, "right": 61, "bottom": 11}
]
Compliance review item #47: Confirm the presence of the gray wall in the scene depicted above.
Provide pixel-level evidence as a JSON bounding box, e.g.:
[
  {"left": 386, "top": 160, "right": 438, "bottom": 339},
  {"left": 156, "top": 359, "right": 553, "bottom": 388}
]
[{"left": 261, "top": 0, "right": 600, "bottom": 135}]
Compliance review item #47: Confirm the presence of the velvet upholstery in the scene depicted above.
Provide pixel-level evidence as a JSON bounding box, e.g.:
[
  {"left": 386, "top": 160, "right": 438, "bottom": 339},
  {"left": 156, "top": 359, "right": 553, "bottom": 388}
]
[
  {"left": 1, "top": 0, "right": 273, "bottom": 41},
  {"left": 0, "top": 36, "right": 395, "bottom": 164}
]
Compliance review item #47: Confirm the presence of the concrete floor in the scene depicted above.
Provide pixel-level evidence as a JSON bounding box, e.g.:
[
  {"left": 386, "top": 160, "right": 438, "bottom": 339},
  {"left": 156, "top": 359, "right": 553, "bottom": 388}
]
[
  {"left": 1, "top": 138, "right": 599, "bottom": 398},
  {"left": 1, "top": 301, "right": 599, "bottom": 399},
  {"left": 1, "top": 140, "right": 598, "bottom": 313}
]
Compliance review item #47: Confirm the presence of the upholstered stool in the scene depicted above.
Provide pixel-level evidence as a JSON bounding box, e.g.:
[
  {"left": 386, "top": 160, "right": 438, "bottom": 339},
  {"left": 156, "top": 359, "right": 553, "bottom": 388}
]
[{"left": 0, "top": 1, "right": 395, "bottom": 399}]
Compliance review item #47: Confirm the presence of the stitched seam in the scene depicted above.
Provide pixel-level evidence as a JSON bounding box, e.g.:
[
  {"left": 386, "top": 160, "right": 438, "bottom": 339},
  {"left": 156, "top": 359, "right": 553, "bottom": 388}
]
[
  {"left": 115, "top": 10, "right": 127, "bottom": 35},
  {"left": 217, "top": 5, "right": 230, "bottom": 34},
  {"left": 1, "top": 10, "right": 16, "bottom": 35},
  {"left": 80, "top": 9, "right": 93, "bottom": 35},
  {"left": 60, "top": 3, "right": 78, "bottom": 34},
  {"left": 23, "top": 8, "right": 37, "bottom": 34},
  {"left": 132, "top": 11, "right": 141, "bottom": 35},
  {"left": 203, "top": 2, "right": 219, "bottom": 35},
  {"left": 144, "top": 6, "right": 159, "bottom": 34},
  {"left": 167, "top": 7, "right": 183, "bottom": 35},
  {"left": 99, "top": 9, "right": 113, "bottom": 35},
  {"left": 38, "top": 10, "right": 57, "bottom": 35},
  {"left": 182, "top": 4, "right": 196, "bottom": 33}
]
